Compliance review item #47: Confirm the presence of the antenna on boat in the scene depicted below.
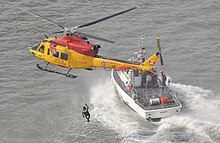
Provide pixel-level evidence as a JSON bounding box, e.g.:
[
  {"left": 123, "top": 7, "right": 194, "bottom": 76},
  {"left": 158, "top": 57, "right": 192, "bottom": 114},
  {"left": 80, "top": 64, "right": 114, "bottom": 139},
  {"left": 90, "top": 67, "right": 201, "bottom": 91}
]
[
  {"left": 140, "top": 35, "right": 145, "bottom": 49},
  {"left": 139, "top": 36, "right": 146, "bottom": 62}
]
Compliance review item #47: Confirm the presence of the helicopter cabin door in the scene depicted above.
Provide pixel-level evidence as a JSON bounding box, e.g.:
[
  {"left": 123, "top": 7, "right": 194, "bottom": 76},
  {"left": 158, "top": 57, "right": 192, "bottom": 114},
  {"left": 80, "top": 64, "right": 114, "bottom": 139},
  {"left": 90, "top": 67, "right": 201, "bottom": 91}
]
[
  {"left": 50, "top": 48, "right": 70, "bottom": 68},
  {"left": 59, "top": 51, "right": 69, "bottom": 67}
]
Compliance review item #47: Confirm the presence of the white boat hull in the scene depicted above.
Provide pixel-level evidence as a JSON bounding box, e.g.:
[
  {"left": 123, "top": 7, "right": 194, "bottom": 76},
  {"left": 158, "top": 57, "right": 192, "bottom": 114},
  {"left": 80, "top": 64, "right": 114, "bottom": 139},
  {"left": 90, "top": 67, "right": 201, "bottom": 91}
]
[{"left": 111, "top": 70, "right": 182, "bottom": 120}]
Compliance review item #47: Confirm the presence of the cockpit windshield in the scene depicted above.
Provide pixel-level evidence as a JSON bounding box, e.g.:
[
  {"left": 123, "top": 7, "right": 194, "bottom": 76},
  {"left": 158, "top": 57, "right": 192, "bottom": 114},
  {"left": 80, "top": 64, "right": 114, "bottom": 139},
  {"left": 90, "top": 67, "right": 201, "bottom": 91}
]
[{"left": 31, "top": 43, "right": 40, "bottom": 51}]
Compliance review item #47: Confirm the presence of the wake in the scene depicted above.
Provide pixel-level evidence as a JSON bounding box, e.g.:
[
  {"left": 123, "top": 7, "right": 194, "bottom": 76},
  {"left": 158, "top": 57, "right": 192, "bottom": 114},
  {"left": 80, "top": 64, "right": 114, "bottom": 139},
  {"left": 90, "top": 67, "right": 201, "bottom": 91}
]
[
  {"left": 89, "top": 77, "right": 220, "bottom": 142},
  {"left": 170, "top": 83, "right": 220, "bottom": 122},
  {"left": 148, "top": 83, "right": 220, "bottom": 143},
  {"left": 89, "top": 76, "right": 140, "bottom": 137}
]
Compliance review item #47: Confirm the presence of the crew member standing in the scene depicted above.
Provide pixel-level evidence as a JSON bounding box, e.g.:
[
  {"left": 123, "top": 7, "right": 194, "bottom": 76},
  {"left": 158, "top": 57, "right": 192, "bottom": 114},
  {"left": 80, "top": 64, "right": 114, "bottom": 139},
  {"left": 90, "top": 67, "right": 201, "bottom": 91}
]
[
  {"left": 161, "top": 71, "right": 167, "bottom": 89},
  {"left": 82, "top": 104, "right": 90, "bottom": 122},
  {"left": 150, "top": 72, "right": 158, "bottom": 87}
]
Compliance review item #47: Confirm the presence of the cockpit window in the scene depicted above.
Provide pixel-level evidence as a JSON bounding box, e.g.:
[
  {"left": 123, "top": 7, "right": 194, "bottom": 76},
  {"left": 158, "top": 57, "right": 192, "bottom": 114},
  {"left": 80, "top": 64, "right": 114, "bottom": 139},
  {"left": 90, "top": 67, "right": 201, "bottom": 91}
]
[
  {"left": 42, "top": 40, "right": 48, "bottom": 43},
  {"left": 61, "top": 53, "right": 68, "bottom": 60},
  {"left": 52, "top": 50, "right": 59, "bottom": 58},
  {"left": 31, "top": 45, "right": 38, "bottom": 51},
  {"left": 38, "top": 45, "right": 44, "bottom": 53}
]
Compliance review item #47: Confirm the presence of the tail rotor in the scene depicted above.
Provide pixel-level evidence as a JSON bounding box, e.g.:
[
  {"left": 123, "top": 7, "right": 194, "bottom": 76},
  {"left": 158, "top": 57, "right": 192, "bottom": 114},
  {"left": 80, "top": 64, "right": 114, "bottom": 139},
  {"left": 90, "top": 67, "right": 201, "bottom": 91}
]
[{"left": 156, "top": 36, "right": 164, "bottom": 68}]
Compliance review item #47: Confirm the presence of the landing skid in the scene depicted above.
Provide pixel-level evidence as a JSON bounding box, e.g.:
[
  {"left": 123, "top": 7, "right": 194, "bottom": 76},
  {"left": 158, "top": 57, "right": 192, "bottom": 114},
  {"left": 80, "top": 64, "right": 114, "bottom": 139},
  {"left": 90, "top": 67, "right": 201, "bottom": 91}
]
[{"left": 36, "top": 64, "right": 77, "bottom": 78}]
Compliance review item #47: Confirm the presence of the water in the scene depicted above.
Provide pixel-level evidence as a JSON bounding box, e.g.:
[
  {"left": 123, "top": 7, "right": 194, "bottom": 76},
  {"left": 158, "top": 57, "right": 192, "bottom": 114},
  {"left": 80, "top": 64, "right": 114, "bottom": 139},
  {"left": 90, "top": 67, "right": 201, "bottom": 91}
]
[{"left": 0, "top": 0, "right": 220, "bottom": 142}]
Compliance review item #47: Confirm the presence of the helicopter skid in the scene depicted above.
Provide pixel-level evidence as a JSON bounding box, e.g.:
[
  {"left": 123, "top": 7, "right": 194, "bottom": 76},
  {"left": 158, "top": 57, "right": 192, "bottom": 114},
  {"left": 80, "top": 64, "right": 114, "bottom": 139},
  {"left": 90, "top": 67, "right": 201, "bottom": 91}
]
[{"left": 36, "top": 64, "right": 77, "bottom": 78}]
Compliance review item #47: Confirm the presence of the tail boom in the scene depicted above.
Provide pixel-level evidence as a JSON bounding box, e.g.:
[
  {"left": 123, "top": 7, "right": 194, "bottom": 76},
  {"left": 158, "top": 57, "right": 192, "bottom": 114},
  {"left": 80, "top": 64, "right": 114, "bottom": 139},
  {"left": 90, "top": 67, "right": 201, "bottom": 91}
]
[{"left": 92, "top": 52, "right": 159, "bottom": 71}]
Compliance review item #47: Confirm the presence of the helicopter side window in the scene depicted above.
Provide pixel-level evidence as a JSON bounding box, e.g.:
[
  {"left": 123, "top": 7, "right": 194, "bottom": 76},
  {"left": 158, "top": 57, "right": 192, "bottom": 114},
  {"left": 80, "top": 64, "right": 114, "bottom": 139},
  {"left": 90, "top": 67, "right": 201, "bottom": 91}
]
[
  {"left": 52, "top": 50, "right": 59, "bottom": 58},
  {"left": 38, "top": 45, "right": 44, "bottom": 53},
  {"left": 61, "top": 53, "right": 68, "bottom": 60},
  {"left": 47, "top": 48, "right": 50, "bottom": 55}
]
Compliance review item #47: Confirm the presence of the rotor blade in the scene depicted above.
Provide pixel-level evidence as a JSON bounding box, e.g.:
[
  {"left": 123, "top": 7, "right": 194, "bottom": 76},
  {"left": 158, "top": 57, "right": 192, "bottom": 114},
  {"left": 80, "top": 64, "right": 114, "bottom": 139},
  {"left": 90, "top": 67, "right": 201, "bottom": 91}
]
[
  {"left": 44, "top": 33, "right": 49, "bottom": 38},
  {"left": 52, "top": 30, "right": 65, "bottom": 34},
  {"left": 156, "top": 36, "right": 164, "bottom": 67},
  {"left": 76, "top": 6, "right": 138, "bottom": 29},
  {"left": 156, "top": 36, "right": 161, "bottom": 52},
  {"left": 28, "top": 10, "right": 65, "bottom": 29},
  {"left": 159, "top": 53, "right": 164, "bottom": 67},
  {"left": 76, "top": 32, "right": 115, "bottom": 43}
]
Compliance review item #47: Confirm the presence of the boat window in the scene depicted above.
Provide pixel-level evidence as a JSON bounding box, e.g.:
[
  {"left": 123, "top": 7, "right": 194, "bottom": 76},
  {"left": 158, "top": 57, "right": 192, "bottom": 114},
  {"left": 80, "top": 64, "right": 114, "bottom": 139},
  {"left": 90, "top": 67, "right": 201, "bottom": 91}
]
[
  {"left": 38, "top": 45, "right": 44, "bottom": 53},
  {"left": 52, "top": 50, "right": 59, "bottom": 58},
  {"left": 47, "top": 48, "right": 50, "bottom": 55},
  {"left": 61, "top": 53, "right": 68, "bottom": 60}
]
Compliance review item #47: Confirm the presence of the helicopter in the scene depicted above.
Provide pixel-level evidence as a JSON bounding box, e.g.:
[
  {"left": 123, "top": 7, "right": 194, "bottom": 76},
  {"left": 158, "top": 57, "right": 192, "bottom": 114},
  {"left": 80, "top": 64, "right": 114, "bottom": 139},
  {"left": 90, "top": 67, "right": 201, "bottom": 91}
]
[{"left": 28, "top": 7, "right": 161, "bottom": 78}]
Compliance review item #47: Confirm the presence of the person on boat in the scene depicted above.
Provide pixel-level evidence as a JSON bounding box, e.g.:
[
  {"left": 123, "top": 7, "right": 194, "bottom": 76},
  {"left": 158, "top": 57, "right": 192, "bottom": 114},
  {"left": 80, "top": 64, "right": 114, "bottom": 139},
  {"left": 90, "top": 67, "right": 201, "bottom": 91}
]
[
  {"left": 147, "top": 68, "right": 158, "bottom": 87},
  {"left": 141, "top": 71, "right": 147, "bottom": 86},
  {"left": 82, "top": 104, "right": 90, "bottom": 122},
  {"left": 161, "top": 71, "right": 167, "bottom": 88},
  {"left": 150, "top": 71, "right": 158, "bottom": 87}
]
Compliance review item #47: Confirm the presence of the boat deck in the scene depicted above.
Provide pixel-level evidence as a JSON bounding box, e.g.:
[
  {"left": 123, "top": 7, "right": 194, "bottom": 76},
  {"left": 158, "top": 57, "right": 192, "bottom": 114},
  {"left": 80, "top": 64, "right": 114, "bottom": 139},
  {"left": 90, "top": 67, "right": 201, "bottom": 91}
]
[
  {"left": 112, "top": 70, "right": 181, "bottom": 111},
  {"left": 133, "top": 85, "right": 180, "bottom": 110}
]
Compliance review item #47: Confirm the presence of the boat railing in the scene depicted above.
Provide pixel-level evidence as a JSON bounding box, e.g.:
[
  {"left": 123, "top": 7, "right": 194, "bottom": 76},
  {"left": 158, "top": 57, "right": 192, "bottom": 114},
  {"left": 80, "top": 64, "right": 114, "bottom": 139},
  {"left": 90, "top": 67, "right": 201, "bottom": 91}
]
[
  {"left": 132, "top": 87, "right": 138, "bottom": 95},
  {"left": 130, "top": 87, "right": 140, "bottom": 103},
  {"left": 165, "top": 85, "right": 181, "bottom": 106}
]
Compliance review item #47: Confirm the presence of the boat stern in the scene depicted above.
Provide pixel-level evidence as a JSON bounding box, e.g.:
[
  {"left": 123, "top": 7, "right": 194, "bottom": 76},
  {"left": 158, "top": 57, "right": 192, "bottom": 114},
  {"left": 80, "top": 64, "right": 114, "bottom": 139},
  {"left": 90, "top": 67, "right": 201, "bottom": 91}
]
[{"left": 144, "top": 105, "right": 182, "bottom": 120}]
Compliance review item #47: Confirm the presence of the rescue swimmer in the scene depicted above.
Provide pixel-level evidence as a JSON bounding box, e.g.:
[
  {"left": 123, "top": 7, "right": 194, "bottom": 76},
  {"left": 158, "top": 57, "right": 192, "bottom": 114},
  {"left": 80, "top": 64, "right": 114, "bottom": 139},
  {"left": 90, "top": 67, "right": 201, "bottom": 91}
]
[{"left": 82, "top": 104, "right": 90, "bottom": 122}]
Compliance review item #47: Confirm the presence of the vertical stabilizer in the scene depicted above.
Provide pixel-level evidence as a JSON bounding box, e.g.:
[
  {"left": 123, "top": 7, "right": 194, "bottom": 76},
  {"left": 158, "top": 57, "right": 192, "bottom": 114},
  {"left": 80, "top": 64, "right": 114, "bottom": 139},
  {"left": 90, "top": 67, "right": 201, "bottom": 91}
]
[{"left": 142, "top": 52, "right": 159, "bottom": 68}]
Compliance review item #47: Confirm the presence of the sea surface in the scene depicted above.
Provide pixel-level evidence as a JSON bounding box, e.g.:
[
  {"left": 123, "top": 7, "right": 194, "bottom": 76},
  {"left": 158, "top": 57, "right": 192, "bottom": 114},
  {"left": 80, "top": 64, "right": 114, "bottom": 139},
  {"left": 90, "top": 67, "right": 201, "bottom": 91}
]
[{"left": 0, "top": 0, "right": 220, "bottom": 143}]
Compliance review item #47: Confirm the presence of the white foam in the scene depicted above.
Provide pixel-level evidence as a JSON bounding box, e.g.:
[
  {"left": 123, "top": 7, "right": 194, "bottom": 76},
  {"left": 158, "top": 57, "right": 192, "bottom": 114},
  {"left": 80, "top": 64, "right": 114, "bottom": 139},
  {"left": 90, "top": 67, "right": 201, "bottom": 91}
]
[
  {"left": 149, "top": 116, "right": 220, "bottom": 143},
  {"left": 89, "top": 78, "right": 220, "bottom": 142},
  {"left": 143, "top": 83, "right": 220, "bottom": 142},
  {"left": 170, "top": 83, "right": 220, "bottom": 122},
  {"left": 89, "top": 76, "right": 139, "bottom": 136}
]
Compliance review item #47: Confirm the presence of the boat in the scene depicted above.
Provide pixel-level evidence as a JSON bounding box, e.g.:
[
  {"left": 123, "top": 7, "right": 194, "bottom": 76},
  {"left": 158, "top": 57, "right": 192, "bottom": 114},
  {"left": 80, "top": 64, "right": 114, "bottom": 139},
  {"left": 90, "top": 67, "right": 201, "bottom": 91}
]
[{"left": 111, "top": 38, "right": 182, "bottom": 121}]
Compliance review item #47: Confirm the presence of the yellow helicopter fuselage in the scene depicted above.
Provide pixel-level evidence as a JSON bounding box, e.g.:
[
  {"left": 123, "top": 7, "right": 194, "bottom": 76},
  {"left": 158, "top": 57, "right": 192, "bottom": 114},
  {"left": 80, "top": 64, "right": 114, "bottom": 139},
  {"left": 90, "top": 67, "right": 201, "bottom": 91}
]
[{"left": 30, "top": 38, "right": 159, "bottom": 72}]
